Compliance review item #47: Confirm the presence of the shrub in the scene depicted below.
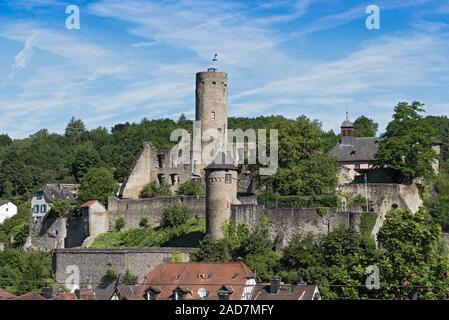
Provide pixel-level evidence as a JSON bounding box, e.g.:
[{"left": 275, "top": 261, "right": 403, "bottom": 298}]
[
  {"left": 123, "top": 269, "right": 138, "bottom": 285},
  {"left": 162, "top": 204, "right": 189, "bottom": 228},
  {"left": 176, "top": 180, "right": 205, "bottom": 196},
  {"left": 105, "top": 268, "right": 118, "bottom": 281},
  {"left": 115, "top": 218, "right": 125, "bottom": 231},
  {"left": 139, "top": 217, "right": 149, "bottom": 228},
  {"left": 139, "top": 182, "right": 171, "bottom": 198}
]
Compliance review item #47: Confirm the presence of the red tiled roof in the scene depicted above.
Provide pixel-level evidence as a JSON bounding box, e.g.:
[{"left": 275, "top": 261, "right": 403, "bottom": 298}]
[
  {"left": 52, "top": 292, "right": 77, "bottom": 300},
  {"left": 0, "top": 288, "right": 16, "bottom": 300},
  {"left": 78, "top": 289, "right": 97, "bottom": 300},
  {"left": 13, "top": 293, "right": 48, "bottom": 300},
  {"left": 137, "top": 262, "right": 255, "bottom": 300},
  {"left": 80, "top": 200, "right": 99, "bottom": 208}
]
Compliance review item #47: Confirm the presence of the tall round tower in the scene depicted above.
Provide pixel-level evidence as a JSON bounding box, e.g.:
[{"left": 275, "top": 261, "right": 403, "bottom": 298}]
[
  {"left": 195, "top": 68, "right": 228, "bottom": 173},
  {"left": 205, "top": 152, "right": 239, "bottom": 240}
]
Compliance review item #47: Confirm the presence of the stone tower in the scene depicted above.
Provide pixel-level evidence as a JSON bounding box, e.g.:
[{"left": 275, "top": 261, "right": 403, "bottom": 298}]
[
  {"left": 195, "top": 68, "right": 228, "bottom": 174},
  {"left": 205, "top": 152, "right": 239, "bottom": 240}
]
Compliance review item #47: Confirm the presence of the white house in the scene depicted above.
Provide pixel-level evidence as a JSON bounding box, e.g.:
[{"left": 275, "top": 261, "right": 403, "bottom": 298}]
[
  {"left": 0, "top": 200, "right": 18, "bottom": 224},
  {"left": 31, "top": 184, "right": 77, "bottom": 218}
]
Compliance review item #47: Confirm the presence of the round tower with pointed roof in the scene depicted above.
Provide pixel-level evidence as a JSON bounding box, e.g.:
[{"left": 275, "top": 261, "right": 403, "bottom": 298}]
[{"left": 205, "top": 152, "right": 239, "bottom": 240}]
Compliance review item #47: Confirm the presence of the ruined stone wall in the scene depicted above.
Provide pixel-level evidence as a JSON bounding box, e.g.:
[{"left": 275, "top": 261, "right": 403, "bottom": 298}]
[
  {"left": 230, "top": 205, "right": 360, "bottom": 248},
  {"left": 107, "top": 196, "right": 205, "bottom": 230},
  {"left": 52, "top": 248, "right": 193, "bottom": 289},
  {"left": 28, "top": 216, "right": 63, "bottom": 251},
  {"left": 342, "top": 183, "right": 422, "bottom": 240},
  {"left": 119, "top": 143, "right": 194, "bottom": 199}
]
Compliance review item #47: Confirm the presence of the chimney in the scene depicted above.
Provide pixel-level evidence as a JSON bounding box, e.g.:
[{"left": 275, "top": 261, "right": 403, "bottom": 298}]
[
  {"left": 270, "top": 276, "right": 281, "bottom": 294},
  {"left": 41, "top": 287, "right": 53, "bottom": 300},
  {"left": 75, "top": 289, "right": 81, "bottom": 300}
]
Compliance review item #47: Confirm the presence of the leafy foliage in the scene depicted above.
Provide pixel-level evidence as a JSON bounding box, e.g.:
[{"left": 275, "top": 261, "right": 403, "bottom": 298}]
[
  {"left": 353, "top": 116, "right": 378, "bottom": 137},
  {"left": 78, "top": 167, "right": 118, "bottom": 205},
  {"left": 114, "top": 217, "right": 125, "bottom": 232},
  {"left": 0, "top": 249, "right": 53, "bottom": 295},
  {"left": 376, "top": 102, "right": 438, "bottom": 179},
  {"left": 161, "top": 204, "right": 189, "bottom": 228},
  {"left": 376, "top": 208, "right": 449, "bottom": 299},
  {"left": 176, "top": 180, "right": 205, "bottom": 196},
  {"left": 139, "top": 182, "right": 171, "bottom": 198},
  {"left": 50, "top": 199, "right": 73, "bottom": 218}
]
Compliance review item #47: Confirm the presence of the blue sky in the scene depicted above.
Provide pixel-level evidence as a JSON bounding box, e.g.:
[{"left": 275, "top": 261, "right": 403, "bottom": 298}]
[{"left": 0, "top": 0, "right": 448, "bottom": 138}]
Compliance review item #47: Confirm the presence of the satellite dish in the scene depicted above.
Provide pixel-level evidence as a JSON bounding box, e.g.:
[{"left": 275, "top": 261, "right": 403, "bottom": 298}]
[{"left": 198, "top": 288, "right": 207, "bottom": 298}]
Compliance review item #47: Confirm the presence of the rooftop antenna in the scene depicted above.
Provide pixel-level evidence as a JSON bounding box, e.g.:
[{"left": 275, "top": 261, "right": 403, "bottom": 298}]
[
  {"left": 346, "top": 110, "right": 349, "bottom": 120},
  {"left": 208, "top": 53, "right": 218, "bottom": 72}
]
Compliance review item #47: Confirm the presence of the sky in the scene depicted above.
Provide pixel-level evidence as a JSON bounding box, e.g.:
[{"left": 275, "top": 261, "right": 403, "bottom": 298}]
[{"left": 0, "top": 0, "right": 448, "bottom": 138}]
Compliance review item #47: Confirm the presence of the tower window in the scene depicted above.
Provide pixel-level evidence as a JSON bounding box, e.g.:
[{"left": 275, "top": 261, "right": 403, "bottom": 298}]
[
  {"left": 157, "top": 154, "right": 165, "bottom": 168},
  {"left": 212, "top": 81, "right": 216, "bottom": 85},
  {"left": 210, "top": 111, "right": 215, "bottom": 120},
  {"left": 158, "top": 174, "right": 165, "bottom": 185},
  {"left": 225, "top": 174, "right": 232, "bottom": 184}
]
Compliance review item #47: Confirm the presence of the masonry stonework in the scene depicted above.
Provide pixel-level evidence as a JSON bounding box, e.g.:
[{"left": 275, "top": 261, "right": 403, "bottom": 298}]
[{"left": 52, "top": 247, "right": 193, "bottom": 289}]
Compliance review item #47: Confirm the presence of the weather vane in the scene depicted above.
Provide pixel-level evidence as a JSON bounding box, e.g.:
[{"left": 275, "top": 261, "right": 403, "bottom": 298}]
[{"left": 208, "top": 53, "right": 219, "bottom": 72}]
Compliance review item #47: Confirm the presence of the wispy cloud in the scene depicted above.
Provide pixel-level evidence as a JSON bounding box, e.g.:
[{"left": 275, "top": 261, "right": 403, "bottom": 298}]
[{"left": 8, "top": 33, "right": 37, "bottom": 80}]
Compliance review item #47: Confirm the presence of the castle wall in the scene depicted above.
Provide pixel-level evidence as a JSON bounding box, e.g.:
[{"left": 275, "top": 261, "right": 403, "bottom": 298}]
[
  {"left": 231, "top": 205, "right": 361, "bottom": 248},
  {"left": 342, "top": 183, "right": 422, "bottom": 241},
  {"left": 28, "top": 216, "right": 62, "bottom": 251},
  {"left": 119, "top": 143, "right": 194, "bottom": 199},
  {"left": 52, "top": 247, "right": 193, "bottom": 290},
  {"left": 107, "top": 196, "right": 205, "bottom": 230}
]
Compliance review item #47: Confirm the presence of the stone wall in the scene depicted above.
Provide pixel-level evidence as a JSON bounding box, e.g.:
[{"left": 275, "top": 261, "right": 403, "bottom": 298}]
[
  {"left": 342, "top": 183, "right": 423, "bottom": 241},
  {"left": 231, "top": 205, "right": 361, "bottom": 248},
  {"left": 52, "top": 247, "right": 193, "bottom": 289},
  {"left": 107, "top": 196, "right": 205, "bottom": 230},
  {"left": 28, "top": 216, "right": 63, "bottom": 251}
]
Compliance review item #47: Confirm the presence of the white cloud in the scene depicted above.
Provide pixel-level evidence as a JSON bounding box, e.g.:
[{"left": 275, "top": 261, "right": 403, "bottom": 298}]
[{"left": 8, "top": 34, "right": 37, "bottom": 79}]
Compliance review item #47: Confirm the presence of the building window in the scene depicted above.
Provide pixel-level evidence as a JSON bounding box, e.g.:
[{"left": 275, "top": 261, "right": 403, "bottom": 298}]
[
  {"left": 40, "top": 204, "right": 47, "bottom": 213},
  {"left": 145, "top": 290, "right": 158, "bottom": 300},
  {"left": 158, "top": 174, "right": 165, "bottom": 185},
  {"left": 210, "top": 111, "right": 215, "bottom": 120},
  {"left": 157, "top": 154, "right": 165, "bottom": 168},
  {"left": 174, "top": 290, "right": 184, "bottom": 300},
  {"left": 218, "top": 290, "right": 230, "bottom": 300},
  {"left": 170, "top": 174, "right": 179, "bottom": 186},
  {"left": 225, "top": 174, "right": 232, "bottom": 184},
  {"left": 33, "top": 205, "right": 40, "bottom": 213}
]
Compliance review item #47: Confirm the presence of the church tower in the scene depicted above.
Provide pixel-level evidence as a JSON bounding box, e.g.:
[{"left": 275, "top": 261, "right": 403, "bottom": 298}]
[
  {"left": 340, "top": 112, "right": 355, "bottom": 145},
  {"left": 195, "top": 68, "right": 228, "bottom": 174}
]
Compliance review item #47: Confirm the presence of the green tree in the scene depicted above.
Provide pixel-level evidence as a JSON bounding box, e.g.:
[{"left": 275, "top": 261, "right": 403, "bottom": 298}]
[
  {"left": 376, "top": 102, "right": 437, "bottom": 179},
  {"left": 65, "top": 117, "right": 86, "bottom": 143},
  {"left": 353, "top": 116, "right": 378, "bottom": 137},
  {"left": 192, "top": 236, "right": 231, "bottom": 262},
  {"left": 0, "top": 134, "right": 12, "bottom": 146},
  {"left": 377, "top": 208, "right": 449, "bottom": 300},
  {"left": 161, "top": 204, "right": 189, "bottom": 228},
  {"left": 176, "top": 180, "right": 205, "bottom": 196},
  {"left": 139, "top": 182, "right": 171, "bottom": 198},
  {"left": 114, "top": 217, "right": 125, "bottom": 231},
  {"left": 78, "top": 167, "right": 118, "bottom": 205},
  {"left": 50, "top": 199, "right": 72, "bottom": 218},
  {"left": 71, "top": 143, "right": 101, "bottom": 182}
]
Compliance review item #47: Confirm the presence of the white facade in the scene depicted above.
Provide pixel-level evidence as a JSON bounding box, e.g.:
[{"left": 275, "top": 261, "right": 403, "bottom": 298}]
[
  {"left": 31, "top": 192, "right": 51, "bottom": 218},
  {"left": 0, "top": 201, "right": 18, "bottom": 224}
]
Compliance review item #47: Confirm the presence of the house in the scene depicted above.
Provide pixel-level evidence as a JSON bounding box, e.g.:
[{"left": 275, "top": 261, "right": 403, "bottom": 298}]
[
  {"left": 111, "top": 285, "right": 140, "bottom": 300},
  {"left": 13, "top": 293, "right": 48, "bottom": 300},
  {"left": 330, "top": 114, "right": 380, "bottom": 173},
  {"left": 0, "top": 200, "right": 18, "bottom": 224},
  {"left": 79, "top": 200, "right": 109, "bottom": 247},
  {"left": 135, "top": 262, "right": 256, "bottom": 300},
  {"left": 31, "top": 184, "right": 77, "bottom": 218},
  {"left": 0, "top": 288, "right": 16, "bottom": 300},
  {"left": 252, "top": 277, "right": 321, "bottom": 300}
]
